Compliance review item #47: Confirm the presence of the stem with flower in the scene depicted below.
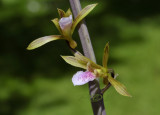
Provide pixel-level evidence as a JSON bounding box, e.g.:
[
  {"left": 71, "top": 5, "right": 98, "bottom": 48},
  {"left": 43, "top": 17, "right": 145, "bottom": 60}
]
[
  {"left": 27, "top": 2, "right": 131, "bottom": 115},
  {"left": 27, "top": 4, "right": 97, "bottom": 50}
]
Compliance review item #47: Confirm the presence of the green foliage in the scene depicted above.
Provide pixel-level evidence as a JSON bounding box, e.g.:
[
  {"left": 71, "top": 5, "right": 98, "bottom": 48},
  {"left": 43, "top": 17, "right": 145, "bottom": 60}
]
[{"left": 0, "top": 0, "right": 160, "bottom": 115}]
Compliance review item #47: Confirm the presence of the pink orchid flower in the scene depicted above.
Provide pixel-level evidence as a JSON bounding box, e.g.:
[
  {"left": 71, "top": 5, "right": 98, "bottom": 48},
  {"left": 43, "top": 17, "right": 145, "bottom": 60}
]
[{"left": 62, "top": 43, "right": 131, "bottom": 97}]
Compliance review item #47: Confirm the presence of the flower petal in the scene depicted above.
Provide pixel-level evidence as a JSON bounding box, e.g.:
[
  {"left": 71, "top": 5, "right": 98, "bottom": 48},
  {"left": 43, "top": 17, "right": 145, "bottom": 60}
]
[
  {"left": 71, "top": 3, "right": 97, "bottom": 34},
  {"left": 72, "top": 71, "right": 96, "bottom": 86},
  {"left": 27, "top": 35, "right": 62, "bottom": 50},
  {"left": 57, "top": 8, "right": 65, "bottom": 18},
  {"left": 51, "top": 18, "right": 62, "bottom": 34},
  {"left": 108, "top": 75, "right": 132, "bottom": 97},
  {"left": 61, "top": 56, "right": 87, "bottom": 69},
  {"left": 102, "top": 42, "right": 109, "bottom": 68},
  {"left": 59, "top": 15, "right": 73, "bottom": 30},
  {"left": 65, "top": 8, "right": 72, "bottom": 17}
]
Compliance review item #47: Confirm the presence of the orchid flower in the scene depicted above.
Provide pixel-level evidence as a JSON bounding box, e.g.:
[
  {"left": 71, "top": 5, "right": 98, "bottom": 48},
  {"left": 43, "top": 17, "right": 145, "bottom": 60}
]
[
  {"left": 61, "top": 43, "right": 131, "bottom": 97},
  {"left": 27, "top": 4, "right": 97, "bottom": 50}
]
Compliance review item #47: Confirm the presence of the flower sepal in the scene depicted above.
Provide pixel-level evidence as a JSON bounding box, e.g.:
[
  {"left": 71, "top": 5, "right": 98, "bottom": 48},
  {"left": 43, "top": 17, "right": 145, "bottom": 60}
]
[
  {"left": 108, "top": 74, "right": 132, "bottom": 97},
  {"left": 27, "top": 35, "right": 62, "bottom": 50},
  {"left": 61, "top": 51, "right": 103, "bottom": 70}
]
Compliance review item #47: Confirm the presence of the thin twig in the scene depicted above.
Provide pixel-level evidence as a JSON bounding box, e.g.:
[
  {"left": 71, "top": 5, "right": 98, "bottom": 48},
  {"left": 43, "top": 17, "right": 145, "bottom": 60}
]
[
  {"left": 69, "top": 0, "right": 106, "bottom": 115},
  {"left": 101, "top": 83, "right": 111, "bottom": 94}
]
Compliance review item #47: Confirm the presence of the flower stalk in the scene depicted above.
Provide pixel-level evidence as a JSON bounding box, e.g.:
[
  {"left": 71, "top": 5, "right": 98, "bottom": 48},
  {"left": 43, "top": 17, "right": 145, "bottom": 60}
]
[{"left": 69, "top": 0, "right": 106, "bottom": 115}]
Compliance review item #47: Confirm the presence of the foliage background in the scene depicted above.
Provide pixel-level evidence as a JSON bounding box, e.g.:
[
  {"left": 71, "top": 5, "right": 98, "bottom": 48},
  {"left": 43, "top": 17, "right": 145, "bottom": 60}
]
[{"left": 0, "top": 0, "right": 160, "bottom": 115}]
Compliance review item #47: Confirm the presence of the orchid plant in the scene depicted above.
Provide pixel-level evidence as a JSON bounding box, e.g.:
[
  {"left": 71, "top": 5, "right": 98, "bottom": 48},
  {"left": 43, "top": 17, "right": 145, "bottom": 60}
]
[
  {"left": 27, "top": 2, "right": 131, "bottom": 101},
  {"left": 27, "top": 4, "right": 97, "bottom": 50},
  {"left": 61, "top": 43, "right": 131, "bottom": 97}
]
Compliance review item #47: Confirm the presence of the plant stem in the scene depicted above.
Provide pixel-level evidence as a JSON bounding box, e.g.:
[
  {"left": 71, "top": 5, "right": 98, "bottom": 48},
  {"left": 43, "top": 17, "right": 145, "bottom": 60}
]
[{"left": 69, "top": 0, "right": 106, "bottom": 115}]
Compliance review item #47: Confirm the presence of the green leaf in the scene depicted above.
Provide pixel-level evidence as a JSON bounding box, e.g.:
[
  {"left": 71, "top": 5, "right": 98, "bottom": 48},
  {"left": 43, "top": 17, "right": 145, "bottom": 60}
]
[
  {"left": 57, "top": 8, "right": 65, "bottom": 18},
  {"left": 108, "top": 75, "right": 132, "bottom": 97},
  {"left": 51, "top": 18, "right": 62, "bottom": 34},
  {"left": 27, "top": 35, "right": 62, "bottom": 50},
  {"left": 103, "top": 42, "right": 109, "bottom": 68},
  {"left": 71, "top": 3, "right": 98, "bottom": 34},
  {"left": 61, "top": 56, "right": 87, "bottom": 69}
]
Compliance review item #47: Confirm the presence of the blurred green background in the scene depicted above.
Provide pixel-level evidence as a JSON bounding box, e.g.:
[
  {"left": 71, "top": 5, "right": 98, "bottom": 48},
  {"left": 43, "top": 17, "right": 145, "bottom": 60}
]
[{"left": 0, "top": 0, "right": 160, "bottom": 115}]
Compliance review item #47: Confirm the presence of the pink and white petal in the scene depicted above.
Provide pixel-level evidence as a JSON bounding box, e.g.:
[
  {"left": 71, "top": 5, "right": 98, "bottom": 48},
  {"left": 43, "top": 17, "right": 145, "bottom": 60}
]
[{"left": 72, "top": 71, "right": 96, "bottom": 86}]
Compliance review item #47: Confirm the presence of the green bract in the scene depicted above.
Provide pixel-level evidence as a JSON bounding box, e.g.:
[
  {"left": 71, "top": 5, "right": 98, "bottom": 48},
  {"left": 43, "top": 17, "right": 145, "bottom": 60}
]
[
  {"left": 62, "top": 42, "right": 131, "bottom": 97},
  {"left": 27, "top": 3, "right": 97, "bottom": 50}
]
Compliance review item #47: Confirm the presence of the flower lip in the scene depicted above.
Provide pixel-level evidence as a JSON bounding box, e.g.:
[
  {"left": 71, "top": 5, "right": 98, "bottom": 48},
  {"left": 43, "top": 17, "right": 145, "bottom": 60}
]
[
  {"left": 72, "top": 71, "right": 96, "bottom": 86},
  {"left": 59, "top": 15, "right": 73, "bottom": 30}
]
